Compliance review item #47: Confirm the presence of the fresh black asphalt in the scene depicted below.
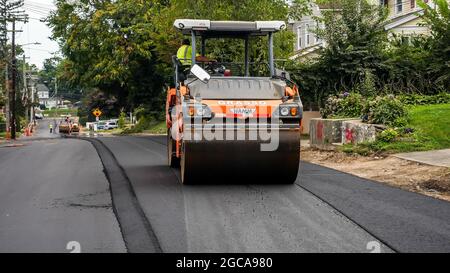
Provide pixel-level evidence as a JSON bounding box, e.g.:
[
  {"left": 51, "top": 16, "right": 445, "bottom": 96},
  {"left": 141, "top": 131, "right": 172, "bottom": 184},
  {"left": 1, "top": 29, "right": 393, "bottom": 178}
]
[
  {"left": 98, "top": 135, "right": 393, "bottom": 252},
  {"left": 1, "top": 121, "right": 449, "bottom": 252},
  {"left": 97, "top": 135, "right": 450, "bottom": 253},
  {"left": 299, "top": 162, "right": 450, "bottom": 252},
  {"left": 82, "top": 137, "right": 162, "bottom": 253}
]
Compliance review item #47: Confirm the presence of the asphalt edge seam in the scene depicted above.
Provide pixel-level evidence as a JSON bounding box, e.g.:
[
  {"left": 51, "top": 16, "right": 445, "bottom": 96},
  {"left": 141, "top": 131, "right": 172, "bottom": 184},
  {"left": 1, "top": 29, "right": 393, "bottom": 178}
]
[
  {"left": 72, "top": 136, "right": 163, "bottom": 253},
  {"left": 294, "top": 183, "right": 399, "bottom": 253}
]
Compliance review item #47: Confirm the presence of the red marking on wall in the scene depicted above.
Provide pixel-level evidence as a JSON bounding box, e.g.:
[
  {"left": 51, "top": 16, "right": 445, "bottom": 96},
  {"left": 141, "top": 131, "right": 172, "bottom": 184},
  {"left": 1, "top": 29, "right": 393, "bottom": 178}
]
[
  {"left": 316, "top": 121, "right": 324, "bottom": 140},
  {"left": 345, "top": 128, "right": 354, "bottom": 143}
]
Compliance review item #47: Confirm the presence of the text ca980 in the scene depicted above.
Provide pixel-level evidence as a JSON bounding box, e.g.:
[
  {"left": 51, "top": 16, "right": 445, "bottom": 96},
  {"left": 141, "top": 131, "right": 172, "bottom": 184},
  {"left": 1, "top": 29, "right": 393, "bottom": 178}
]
[{"left": 220, "top": 257, "right": 272, "bottom": 268}]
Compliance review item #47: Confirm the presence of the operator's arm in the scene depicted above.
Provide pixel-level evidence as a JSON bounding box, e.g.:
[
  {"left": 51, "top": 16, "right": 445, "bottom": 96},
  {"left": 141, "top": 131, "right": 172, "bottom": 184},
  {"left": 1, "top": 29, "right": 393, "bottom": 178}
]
[{"left": 196, "top": 55, "right": 217, "bottom": 63}]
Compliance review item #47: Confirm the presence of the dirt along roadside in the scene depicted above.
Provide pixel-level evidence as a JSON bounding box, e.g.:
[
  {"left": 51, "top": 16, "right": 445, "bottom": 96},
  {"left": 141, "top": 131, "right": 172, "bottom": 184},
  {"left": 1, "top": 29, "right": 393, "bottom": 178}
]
[{"left": 301, "top": 147, "right": 450, "bottom": 202}]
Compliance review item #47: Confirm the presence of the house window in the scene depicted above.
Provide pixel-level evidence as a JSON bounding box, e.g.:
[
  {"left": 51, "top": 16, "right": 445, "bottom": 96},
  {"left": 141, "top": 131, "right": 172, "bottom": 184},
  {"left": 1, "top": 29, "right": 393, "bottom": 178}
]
[
  {"left": 396, "top": 0, "right": 403, "bottom": 13},
  {"left": 315, "top": 22, "right": 320, "bottom": 43},
  {"left": 402, "top": 36, "right": 411, "bottom": 45},
  {"left": 305, "top": 24, "right": 310, "bottom": 46},
  {"left": 411, "top": 0, "right": 416, "bottom": 9},
  {"left": 297, "top": 26, "right": 302, "bottom": 50},
  {"left": 379, "top": 0, "right": 387, "bottom": 6}
]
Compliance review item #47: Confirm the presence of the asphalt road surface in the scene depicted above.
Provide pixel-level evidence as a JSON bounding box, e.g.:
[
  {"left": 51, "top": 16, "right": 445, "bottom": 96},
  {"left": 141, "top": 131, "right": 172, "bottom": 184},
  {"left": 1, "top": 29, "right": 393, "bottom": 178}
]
[
  {"left": 1, "top": 119, "right": 449, "bottom": 253},
  {"left": 0, "top": 120, "right": 126, "bottom": 252}
]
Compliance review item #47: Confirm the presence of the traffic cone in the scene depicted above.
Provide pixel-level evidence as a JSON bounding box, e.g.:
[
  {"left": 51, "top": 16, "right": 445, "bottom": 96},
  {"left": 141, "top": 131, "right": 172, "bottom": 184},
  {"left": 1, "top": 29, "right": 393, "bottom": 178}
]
[{"left": 5, "top": 128, "right": 11, "bottom": 140}]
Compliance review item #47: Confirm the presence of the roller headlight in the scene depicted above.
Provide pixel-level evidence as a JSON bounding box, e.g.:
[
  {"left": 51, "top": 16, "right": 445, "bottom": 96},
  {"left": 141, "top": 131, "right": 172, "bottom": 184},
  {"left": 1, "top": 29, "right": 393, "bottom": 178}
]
[
  {"left": 197, "top": 108, "right": 207, "bottom": 116},
  {"left": 186, "top": 104, "right": 212, "bottom": 118},
  {"left": 280, "top": 107, "right": 290, "bottom": 116}
]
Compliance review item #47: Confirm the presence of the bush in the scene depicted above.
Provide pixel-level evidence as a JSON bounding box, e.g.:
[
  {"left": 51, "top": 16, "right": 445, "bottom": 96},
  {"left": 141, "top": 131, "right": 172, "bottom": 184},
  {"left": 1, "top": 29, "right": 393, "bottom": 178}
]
[
  {"left": 121, "top": 115, "right": 165, "bottom": 134},
  {"left": 363, "top": 95, "right": 407, "bottom": 125},
  {"left": 320, "top": 92, "right": 364, "bottom": 118},
  {"left": 118, "top": 112, "right": 126, "bottom": 129},
  {"left": 129, "top": 116, "right": 152, "bottom": 133},
  {"left": 378, "top": 128, "right": 399, "bottom": 143},
  {"left": 397, "top": 93, "right": 450, "bottom": 105}
]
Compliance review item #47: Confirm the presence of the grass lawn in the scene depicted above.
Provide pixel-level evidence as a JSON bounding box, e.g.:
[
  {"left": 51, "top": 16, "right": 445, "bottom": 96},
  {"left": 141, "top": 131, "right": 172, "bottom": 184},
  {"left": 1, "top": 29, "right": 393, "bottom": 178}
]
[
  {"left": 343, "top": 104, "right": 450, "bottom": 155},
  {"left": 113, "top": 120, "right": 167, "bottom": 135},
  {"left": 408, "top": 104, "right": 450, "bottom": 149},
  {"left": 142, "top": 120, "right": 166, "bottom": 134},
  {"left": 43, "top": 108, "right": 78, "bottom": 118}
]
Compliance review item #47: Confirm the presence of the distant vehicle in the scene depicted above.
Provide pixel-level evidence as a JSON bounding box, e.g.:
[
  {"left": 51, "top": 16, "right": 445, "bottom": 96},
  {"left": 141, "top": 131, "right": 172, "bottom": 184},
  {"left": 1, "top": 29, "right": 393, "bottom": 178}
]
[
  {"left": 71, "top": 123, "right": 80, "bottom": 133},
  {"left": 97, "top": 121, "right": 107, "bottom": 130},
  {"left": 35, "top": 113, "right": 44, "bottom": 120},
  {"left": 105, "top": 121, "right": 118, "bottom": 130},
  {"left": 59, "top": 121, "right": 71, "bottom": 134}
]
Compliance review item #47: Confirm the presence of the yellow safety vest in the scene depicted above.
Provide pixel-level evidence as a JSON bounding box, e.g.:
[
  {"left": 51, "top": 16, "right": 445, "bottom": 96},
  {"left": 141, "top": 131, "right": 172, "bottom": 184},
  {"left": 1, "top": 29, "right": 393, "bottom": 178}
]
[{"left": 176, "top": 45, "right": 199, "bottom": 66}]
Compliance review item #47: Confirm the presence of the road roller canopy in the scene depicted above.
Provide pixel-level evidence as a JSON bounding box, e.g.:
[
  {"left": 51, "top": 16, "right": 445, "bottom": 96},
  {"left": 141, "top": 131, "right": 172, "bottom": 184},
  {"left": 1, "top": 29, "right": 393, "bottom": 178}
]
[
  {"left": 173, "top": 19, "right": 287, "bottom": 79},
  {"left": 173, "top": 19, "right": 286, "bottom": 37}
]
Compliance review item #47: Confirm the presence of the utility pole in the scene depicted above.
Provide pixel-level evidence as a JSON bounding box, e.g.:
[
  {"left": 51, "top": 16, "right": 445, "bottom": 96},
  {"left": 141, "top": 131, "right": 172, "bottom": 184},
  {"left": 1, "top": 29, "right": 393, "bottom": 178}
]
[
  {"left": 10, "top": 18, "right": 16, "bottom": 139},
  {"left": 6, "top": 15, "right": 26, "bottom": 139},
  {"left": 4, "top": 62, "right": 9, "bottom": 130},
  {"left": 22, "top": 54, "right": 26, "bottom": 106},
  {"left": 55, "top": 77, "right": 58, "bottom": 118},
  {"left": 1, "top": 0, "right": 27, "bottom": 139}
]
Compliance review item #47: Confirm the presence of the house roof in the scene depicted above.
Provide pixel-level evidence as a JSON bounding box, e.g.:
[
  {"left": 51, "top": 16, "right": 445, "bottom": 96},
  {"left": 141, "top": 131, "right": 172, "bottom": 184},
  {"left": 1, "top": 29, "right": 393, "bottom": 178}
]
[
  {"left": 36, "top": 83, "right": 49, "bottom": 92},
  {"left": 289, "top": 44, "right": 323, "bottom": 60},
  {"left": 384, "top": 9, "right": 424, "bottom": 30}
]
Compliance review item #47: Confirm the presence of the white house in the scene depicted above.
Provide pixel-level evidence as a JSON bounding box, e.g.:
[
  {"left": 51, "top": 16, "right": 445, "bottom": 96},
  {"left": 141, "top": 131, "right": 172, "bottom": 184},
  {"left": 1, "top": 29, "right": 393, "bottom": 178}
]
[
  {"left": 289, "top": 0, "right": 447, "bottom": 61},
  {"left": 36, "top": 83, "right": 49, "bottom": 104},
  {"left": 288, "top": 2, "right": 331, "bottom": 61}
]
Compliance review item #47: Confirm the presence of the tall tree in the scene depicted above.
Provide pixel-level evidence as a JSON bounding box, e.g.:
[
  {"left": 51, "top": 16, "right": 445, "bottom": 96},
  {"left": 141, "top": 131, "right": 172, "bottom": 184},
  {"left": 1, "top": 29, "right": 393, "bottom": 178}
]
[
  {"left": 418, "top": 0, "right": 450, "bottom": 91},
  {"left": 49, "top": 0, "right": 166, "bottom": 116},
  {"left": 48, "top": 0, "right": 311, "bottom": 118}
]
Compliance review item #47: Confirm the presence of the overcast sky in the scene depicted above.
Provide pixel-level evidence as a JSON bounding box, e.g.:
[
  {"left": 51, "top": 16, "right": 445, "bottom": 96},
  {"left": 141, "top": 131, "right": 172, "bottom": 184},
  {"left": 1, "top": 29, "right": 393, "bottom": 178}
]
[{"left": 13, "top": 0, "right": 59, "bottom": 69}]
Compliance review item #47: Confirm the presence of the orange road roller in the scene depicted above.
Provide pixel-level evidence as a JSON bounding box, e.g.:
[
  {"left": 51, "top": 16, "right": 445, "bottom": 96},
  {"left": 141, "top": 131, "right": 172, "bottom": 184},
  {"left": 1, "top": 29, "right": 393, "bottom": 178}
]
[{"left": 166, "top": 20, "right": 303, "bottom": 184}]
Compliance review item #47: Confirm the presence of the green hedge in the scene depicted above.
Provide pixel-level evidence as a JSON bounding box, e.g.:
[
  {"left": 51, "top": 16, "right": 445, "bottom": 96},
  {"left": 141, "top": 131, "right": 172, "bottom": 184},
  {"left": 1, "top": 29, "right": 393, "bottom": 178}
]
[{"left": 397, "top": 93, "right": 450, "bottom": 105}]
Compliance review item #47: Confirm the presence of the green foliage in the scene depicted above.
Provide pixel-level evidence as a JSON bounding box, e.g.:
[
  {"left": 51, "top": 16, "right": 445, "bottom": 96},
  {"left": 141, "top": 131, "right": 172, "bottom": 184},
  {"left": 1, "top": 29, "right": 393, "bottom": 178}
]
[
  {"left": 289, "top": 0, "right": 450, "bottom": 105},
  {"left": 321, "top": 92, "right": 409, "bottom": 126},
  {"left": 358, "top": 69, "right": 377, "bottom": 97},
  {"left": 320, "top": 92, "right": 364, "bottom": 118},
  {"left": 397, "top": 93, "right": 450, "bottom": 105},
  {"left": 408, "top": 103, "right": 450, "bottom": 149},
  {"left": 378, "top": 128, "right": 399, "bottom": 143},
  {"left": 363, "top": 95, "right": 407, "bottom": 125},
  {"left": 382, "top": 35, "right": 432, "bottom": 93},
  {"left": 118, "top": 111, "right": 126, "bottom": 129},
  {"left": 418, "top": 0, "right": 450, "bottom": 91},
  {"left": 288, "top": 0, "right": 388, "bottom": 105},
  {"left": 314, "top": 0, "right": 388, "bottom": 92},
  {"left": 121, "top": 115, "right": 166, "bottom": 134},
  {"left": 392, "top": 116, "right": 409, "bottom": 128},
  {"left": 49, "top": 0, "right": 167, "bottom": 116},
  {"left": 49, "top": 0, "right": 311, "bottom": 118},
  {"left": 343, "top": 104, "right": 450, "bottom": 154}
]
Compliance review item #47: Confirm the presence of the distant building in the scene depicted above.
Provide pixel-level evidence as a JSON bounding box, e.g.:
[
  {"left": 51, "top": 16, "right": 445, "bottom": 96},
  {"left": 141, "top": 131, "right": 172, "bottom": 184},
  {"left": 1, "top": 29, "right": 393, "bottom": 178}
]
[
  {"left": 382, "top": 0, "right": 433, "bottom": 37},
  {"left": 288, "top": 2, "right": 332, "bottom": 61},
  {"left": 36, "top": 83, "right": 50, "bottom": 104},
  {"left": 35, "top": 83, "right": 61, "bottom": 109},
  {"left": 289, "top": 0, "right": 448, "bottom": 61}
]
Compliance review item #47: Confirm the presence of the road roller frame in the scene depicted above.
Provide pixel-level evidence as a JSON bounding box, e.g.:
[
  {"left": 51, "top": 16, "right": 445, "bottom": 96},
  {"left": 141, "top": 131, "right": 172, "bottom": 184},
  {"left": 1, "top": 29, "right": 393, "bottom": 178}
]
[{"left": 166, "top": 20, "right": 303, "bottom": 184}]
